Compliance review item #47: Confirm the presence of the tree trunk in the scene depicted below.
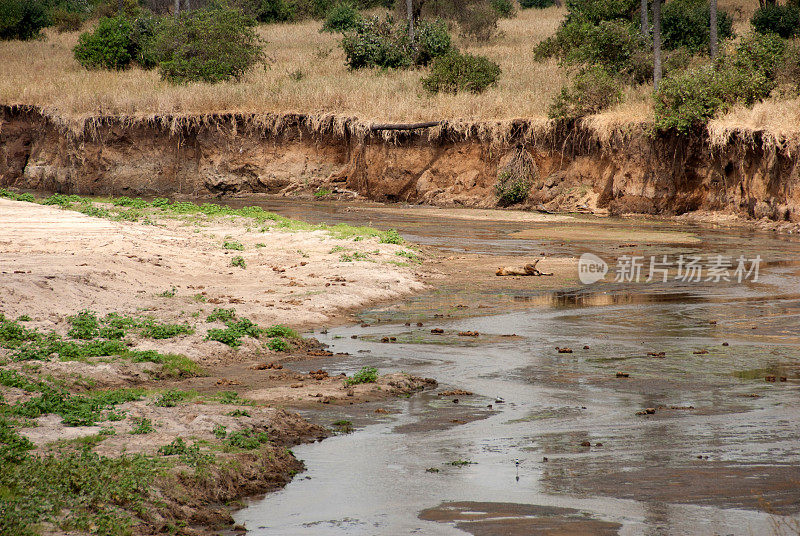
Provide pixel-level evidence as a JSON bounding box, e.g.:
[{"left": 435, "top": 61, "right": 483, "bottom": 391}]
[
  {"left": 406, "top": 0, "right": 414, "bottom": 41},
  {"left": 184, "top": 0, "right": 191, "bottom": 11},
  {"left": 710, "top": 0, "right": 718, "bottom": 59},
  {"left": 653, "top": 0, "right": 662, "bottom": 91},
  {"left": 174, "top": 0, "right": 180, "bottom": 17},
  {"left": 641, "top": 0, "right": 648, "bottom": 37},
  {"left": 118, "top": 0, "right": 123, "bottom": 14}
]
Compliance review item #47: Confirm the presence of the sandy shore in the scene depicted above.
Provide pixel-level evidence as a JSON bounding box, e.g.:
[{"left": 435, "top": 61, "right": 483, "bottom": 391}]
[{"left": 0, "top": 197, "right": 449, "bottom": 535}]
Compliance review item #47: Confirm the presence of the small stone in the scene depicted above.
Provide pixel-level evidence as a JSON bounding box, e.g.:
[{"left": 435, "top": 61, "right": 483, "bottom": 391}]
[
  {"left": 722, "top": 342, "right": 729, "bottom": 346},
  {"left": 580, "top": 441, "right": 591, "bottom": 447}
]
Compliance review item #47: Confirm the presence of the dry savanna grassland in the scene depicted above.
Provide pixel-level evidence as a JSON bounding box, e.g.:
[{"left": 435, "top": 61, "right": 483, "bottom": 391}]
[{"left": 0, "top": 1, "right": 797, "bottom": 142}]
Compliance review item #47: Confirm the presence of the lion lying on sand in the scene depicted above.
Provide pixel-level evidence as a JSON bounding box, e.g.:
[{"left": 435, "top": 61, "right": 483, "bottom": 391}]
[{"left": 496, "top": 258, "right": 553, "bottom": 277}]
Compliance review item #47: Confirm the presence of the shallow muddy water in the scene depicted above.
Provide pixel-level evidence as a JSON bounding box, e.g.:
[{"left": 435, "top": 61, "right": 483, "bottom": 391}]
[{"left": 233, "top": 199, "right": 800, "bottom": 535}]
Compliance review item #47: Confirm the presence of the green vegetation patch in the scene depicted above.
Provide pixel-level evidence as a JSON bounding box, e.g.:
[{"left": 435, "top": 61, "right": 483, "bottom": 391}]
[{"left": 344, "top": 366, "right": 378, "bottom": 386}]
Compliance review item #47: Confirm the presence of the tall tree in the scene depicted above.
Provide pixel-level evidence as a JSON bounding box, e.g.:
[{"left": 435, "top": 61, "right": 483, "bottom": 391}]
[
  {"left": 174, "top": 0, "right": 180, "bottom": 17},
  {"left": 406, "top": 0, "right": 414, "bottom": 40},
  {"left": 653, "top": 0, "right": 662, "bottom": 90},
  {"left": 709, "top": 0, "right": 718, "bottom": 59},
  {"left": 641, "top": 0, "right": 648, "bottom": 37}
]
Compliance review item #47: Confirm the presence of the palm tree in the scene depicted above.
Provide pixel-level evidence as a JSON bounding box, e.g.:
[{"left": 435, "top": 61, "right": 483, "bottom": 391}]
[
  {"left": 653, "top": 0, "right": 662, "bottom": 90},
  {"left": 710, "top": 0, "right": 718, "bottom": 59}
]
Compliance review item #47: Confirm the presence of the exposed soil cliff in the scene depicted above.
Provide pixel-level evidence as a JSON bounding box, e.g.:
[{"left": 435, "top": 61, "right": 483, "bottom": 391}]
[{"left": 2, "top": 105, "right": 799, "bottom": 223}]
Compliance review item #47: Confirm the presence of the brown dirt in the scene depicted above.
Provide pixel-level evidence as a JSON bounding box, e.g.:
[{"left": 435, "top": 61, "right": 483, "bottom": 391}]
[{"left": 3, "top": 106, "right": 800, "bottom": 228}]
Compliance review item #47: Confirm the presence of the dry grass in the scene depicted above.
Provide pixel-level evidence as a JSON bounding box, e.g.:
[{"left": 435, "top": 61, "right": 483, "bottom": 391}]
[
  {"left": 1, "top": 3, "right": 798, "bottom": 145},
  {"left": 0, "top": 7, "right": 566, "bottom": 129},
  {"left": 709, "top": 97, "right": 800, "bottom": 152}
]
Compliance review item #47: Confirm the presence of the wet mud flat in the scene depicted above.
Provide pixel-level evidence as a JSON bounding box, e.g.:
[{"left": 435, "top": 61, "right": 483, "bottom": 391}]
[{"left": 233, "top": 199, "right": 800, "bottom": 536}]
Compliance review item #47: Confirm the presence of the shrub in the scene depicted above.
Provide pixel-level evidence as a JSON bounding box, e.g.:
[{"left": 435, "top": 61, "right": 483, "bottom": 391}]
[
  {"left": 155, "top": 6, "right": 266, "bottom": 84},
  {"left": 341, "top": 15, "right": 451, "bottom": 69},
  {"left": 321, "top": 2, "right": 361, "bottom": 33},
  {"left": 259, "top": 0, "right": 296, "bottom": 22},
  {"left": 74, "top": 15, "right": 135, "bottom": 70},
  {"left": 457, "top": 2, "right": 499, "bottom": 41},
  {"left": 129, "top": 12, "right": 161, "bottom": 69},
  {"left": 565, "top": 20, "right": 645, "bottom": 74},
  {"left": 0, "top": 0, "right": 49, "bottom": 41},
  {"left": 751, "top": 4, "right": 800, "bottom": 39},
  {"left": 491, "top": 0, "right": 515, "bottom": 18},
  {"left": 661, "top": 0, "right": 733, "bottom": 52},
  {"left": 422, "top": 51, "right": 501, "bottom": 94},
  {"left": 565, "top": 0, "right": 637, "bottom": 24},
  {"left": 495, "top": 146, "right": 536, "bottom": 206},
  {"left": 344, "top": 366, "right": 378, "bottom": 385},
  {"left": 341, "top": 15, "right": 412, "bottom": 69},
  {"left": 412, "top": 18, "right": 452, "bottom": 65},
  {"left": 548, "top": 66, "right": 622, "bottom": 120},
  {"left": 51, "top": 7, "right": 83, "bottom": 33},
  {"left": 520, "top": 0, "right": 554, "bottom": 8},
  {"left": 733, "top": 31, "right": 788, "bottom": 80},
  {"left": 654, "top": 63, "right": 771, "bottom": 133}
]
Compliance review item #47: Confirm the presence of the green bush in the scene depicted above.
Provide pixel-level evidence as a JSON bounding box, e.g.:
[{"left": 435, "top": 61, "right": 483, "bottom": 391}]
[
  {"left": 51, "top": 7, "right": 83, "bottom": 32},
  {"left": 491, "top": 0, "right": 515, "bottom": 18},
  {"left": 155, "top": 6, "right": 266, "bottom": 84},
  {"left": 321, "top": 2, "right": 361, "bottom": 33},
  {"left": 566, "top": 20, "right": 645, "bottom": 74},
  {"left": 0, "top": 0, "right": 49, "bottom": 40},
  {"left": 258, "top": 0, "right": 296, "bottom": 22},
  {"left": 412, "top": 18, "right": 452, "bottom": 65},
  {"left": 341, "top": 15, "right": 451, "bottom": 69},
  {"left": 129, "top": 12, "right": 161, "bottom": 69},
  {"left": 548, "top": 66, "right": 622, "bottom": 120},
  {"left": 661, "top": 0, "right": 733, "bottom": 52},
  {"left": 422, "top": 51, "right": 501, "bottom": 94},
  {"left": 565, "top": 0, "right": 637, "bottom": 24},
  {"left": 74, "top": 15, "right": 135, "bottom": 70},
  {"left": 342, "top": 16, "right": 409, "bottom": 69},
  {"left": 733, "top": 31, "right": 787, "bottom": 80},
  {"left": 654, "top": 63, "right": 771, "bottom": 133},
  {"left": 520, "top": 0, "right": 554, "bottom": 8},
  {"left": 751, "top": 4, "right": 800, "bottom": 39},
  {"left": 457, "top": 2, "right": 498, "bottom": 41},
  {"left": 344, "top": 366, "right": 378, "bottom": 385}
]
